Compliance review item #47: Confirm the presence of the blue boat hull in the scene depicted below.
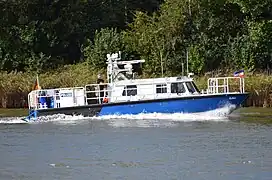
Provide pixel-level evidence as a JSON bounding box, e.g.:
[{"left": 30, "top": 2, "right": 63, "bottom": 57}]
[
  {"left": 99, "top": 93, "right": 248, "bottom": 116},
  {"left": 24, "top": 93, "right": 248, "bottom": 121}
]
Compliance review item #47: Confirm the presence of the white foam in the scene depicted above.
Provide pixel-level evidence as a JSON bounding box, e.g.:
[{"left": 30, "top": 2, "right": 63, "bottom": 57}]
[
  {"left": 0, "top": 104, "right": 234, "bottom": 126},
  {"left": 0, "top": 117, "right": 29, "bottom": 124},
  {"left": 50, "top": 105, "right": 232, "bottom": 127},
  {"left": 0, "top": 114, "right": 90, "bottom": 125},
  {"left": 90, "top": 106, "right": 231, "bottom": 128},
  {"left": 31, "top": 114, "right": 91, "bottom": 125},
  {"left": 92, "top": 104, "right": 235, "bottom": 121}
]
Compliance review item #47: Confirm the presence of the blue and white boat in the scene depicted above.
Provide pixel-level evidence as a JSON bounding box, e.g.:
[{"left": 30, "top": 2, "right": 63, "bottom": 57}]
[{"left": 24, "top": 52, "right": 249, "bottom": 122}]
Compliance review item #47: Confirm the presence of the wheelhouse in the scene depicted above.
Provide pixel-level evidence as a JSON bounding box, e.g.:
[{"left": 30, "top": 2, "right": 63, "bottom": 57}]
[{"left": 109, "top": 76, "right": 200, "bottom": 102}]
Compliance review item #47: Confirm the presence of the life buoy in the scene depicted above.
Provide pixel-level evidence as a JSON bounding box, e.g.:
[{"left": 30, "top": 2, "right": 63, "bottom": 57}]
[{"left": 103, "top": 97, "right": 109, "bottom": 103}]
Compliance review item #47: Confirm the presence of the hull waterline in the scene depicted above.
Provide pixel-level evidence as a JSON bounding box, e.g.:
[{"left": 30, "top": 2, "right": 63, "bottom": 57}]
[{"left": 24, "top": 93, "right": 248, "bottom": 121}]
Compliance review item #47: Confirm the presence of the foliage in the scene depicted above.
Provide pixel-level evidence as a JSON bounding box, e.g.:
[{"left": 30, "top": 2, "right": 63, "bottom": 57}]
[
  {"left": 83, "top": 28, "right": 124, "bottom": 69},
  {"left": 0, "top": 0, "right": 162, "bottom": 72},
  {"left": 0, "top": 0, "right": 272, "bottom": 81},
  {"left": 120, "top": 0, "right": 272, "bottom": 75}
]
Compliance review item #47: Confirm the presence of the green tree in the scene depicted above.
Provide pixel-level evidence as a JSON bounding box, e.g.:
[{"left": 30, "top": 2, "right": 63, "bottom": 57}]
[{"left": 83, "top": 28, "right": 124, "bottom": 69}]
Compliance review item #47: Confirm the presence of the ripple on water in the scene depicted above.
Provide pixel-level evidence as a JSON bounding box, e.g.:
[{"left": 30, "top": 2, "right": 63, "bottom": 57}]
[{"left": 0, "top": 108, "right": 272, "bottom": 180}]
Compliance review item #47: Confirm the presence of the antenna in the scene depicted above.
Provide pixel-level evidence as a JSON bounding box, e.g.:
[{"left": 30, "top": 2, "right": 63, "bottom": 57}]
[
  {"left": 182, "top": 63, "right": 184, "bottom": 76},
  {"left": 186, "top": 48, "right": 189, "bottom": 76}
]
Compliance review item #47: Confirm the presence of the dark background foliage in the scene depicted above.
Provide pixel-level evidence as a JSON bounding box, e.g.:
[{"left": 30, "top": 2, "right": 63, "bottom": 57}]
[{"left": 0, "top": 0, "right": 271, "bottom": 75}]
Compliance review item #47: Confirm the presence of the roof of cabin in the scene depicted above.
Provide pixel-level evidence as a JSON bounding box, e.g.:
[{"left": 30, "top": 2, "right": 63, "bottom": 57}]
[{"left": 113, "top": 76, "right": 193, "bottom": 85}]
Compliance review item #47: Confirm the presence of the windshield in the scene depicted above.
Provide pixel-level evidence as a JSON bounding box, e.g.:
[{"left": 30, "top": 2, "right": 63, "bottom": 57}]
[
  {"left": 185, "top": 82, "right": 199, "bottom": 93},
  {"left": 192, "top": 82, "right": 200, "bottom": 93}
]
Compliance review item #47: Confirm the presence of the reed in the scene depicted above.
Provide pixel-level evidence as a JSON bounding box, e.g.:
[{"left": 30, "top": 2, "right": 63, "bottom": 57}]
[
  {"left": 0, "top": 63, "right": 101, "bottom": 108},
  {"left": 0, "top": 108, "right": 28, "bottom": 117},
  {"left": 0, "top": 64, "right": 271, "bottom": 108},
  {"left": 194, "top": 72, "right": 272, "bottom": 107}
]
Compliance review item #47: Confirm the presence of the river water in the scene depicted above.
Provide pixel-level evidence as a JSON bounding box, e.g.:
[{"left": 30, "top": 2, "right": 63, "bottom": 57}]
[{"left": 0, "top": 110, "right": 272, "bottom": 180}]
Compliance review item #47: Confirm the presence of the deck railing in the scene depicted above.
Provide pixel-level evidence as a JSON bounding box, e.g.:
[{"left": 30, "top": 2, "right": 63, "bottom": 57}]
[
  {"left": 28, "top": 87, "right": 85, "bottom": 110},
  {"left": 85, "top": 83, "right": 112, "bottom": 105},
  {"left": 207, "top": 77, "right": 245, "bottom": 94}
]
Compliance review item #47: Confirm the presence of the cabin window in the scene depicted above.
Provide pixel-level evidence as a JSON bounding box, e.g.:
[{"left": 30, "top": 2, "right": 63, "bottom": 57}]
[
  {"left": 38, "top": 91, "right": 47, "bottom": 96},
  {"left": 171, "top": 83, "right": 186, "bottom": 94},
  {"left": 122, "top": 85, "right": 137, "bottom": 96},
  {"left": 156, "top": 84, "right": 167, "bottom": 93},
  {"left": 60, "top": 93, "right": 73, "bottom": 97}
]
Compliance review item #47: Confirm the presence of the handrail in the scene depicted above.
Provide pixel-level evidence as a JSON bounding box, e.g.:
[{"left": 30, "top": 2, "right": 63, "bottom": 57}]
[
  {"left": 207, "top": 76, "right": 245, "bottom": 94},
  {"left": 28, "top": 87, "right": 86, "bottom": 110}
]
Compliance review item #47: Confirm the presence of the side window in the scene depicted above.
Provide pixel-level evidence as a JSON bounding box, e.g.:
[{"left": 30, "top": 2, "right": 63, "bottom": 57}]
[
  {"left": 156, "top": 84, "right": 167, "bottom": 93},
  {"left": 122, "top": 85, "right": 137, "bottom": 96},
  {"left": 171, "top": 83, "right": 177, "bottom": 93},
  {"left": 171, "top": 83, "right": 186, "bottom": 94}
]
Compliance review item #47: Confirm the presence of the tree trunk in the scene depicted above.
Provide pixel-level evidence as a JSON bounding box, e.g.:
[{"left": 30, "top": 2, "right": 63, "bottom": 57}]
[{"left": 0, "top": 94, "right": 7, "bottom": 108}]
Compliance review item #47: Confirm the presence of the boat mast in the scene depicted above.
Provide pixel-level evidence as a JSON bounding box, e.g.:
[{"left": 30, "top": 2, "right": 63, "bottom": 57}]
[{"left": 106, "top": 52, "right": 145, "bottom": 83}]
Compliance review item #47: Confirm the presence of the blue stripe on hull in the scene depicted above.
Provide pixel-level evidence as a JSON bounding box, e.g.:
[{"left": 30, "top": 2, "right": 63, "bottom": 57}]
[{"left": 99, "top": 94, "right": 248, "bottom": 116}]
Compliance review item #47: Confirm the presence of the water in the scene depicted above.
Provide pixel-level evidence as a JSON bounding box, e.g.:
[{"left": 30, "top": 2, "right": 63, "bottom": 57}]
[{"left": 0, "top": 110, "right": 272, "bottom": 180}]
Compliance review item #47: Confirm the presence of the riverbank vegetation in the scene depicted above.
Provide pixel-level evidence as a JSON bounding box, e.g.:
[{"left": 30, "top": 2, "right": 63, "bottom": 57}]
[
  {"left": 0, "top": 108, "right": 28, "bottom": 117},
  {"left": 1, "top": 0, "right": 272, "bottom": 108},
  {"left": 1, "top": 67, "right": 271, "bottom": 108}
]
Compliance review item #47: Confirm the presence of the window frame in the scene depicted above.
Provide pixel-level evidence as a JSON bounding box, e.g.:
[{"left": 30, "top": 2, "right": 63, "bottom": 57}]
[
  {"left": 156, "top": 84, "right": 167, "bottom": 94},
  {"left": 171, "top": 82, "right": 186, "bottom": 94},
  {"left": 122, "top": 85, "right": 137, "bottom": 96}
]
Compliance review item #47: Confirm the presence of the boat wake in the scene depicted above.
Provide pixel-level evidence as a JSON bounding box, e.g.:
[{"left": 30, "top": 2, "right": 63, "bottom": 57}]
[
  {"left": 0, "top": 114, "right": 90, "bottom": 125},
  {"left": 0, "top": 105, "right": 234, "bottom": 126},
  {"left": 93, "top": 113, "right": 229, "bottom": 128},
  {"left": 92, "top": 105, "right": 232, "bottom": 127},
  {"left": 0, "top": 117, "right": 29, "bottom": 124}
]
